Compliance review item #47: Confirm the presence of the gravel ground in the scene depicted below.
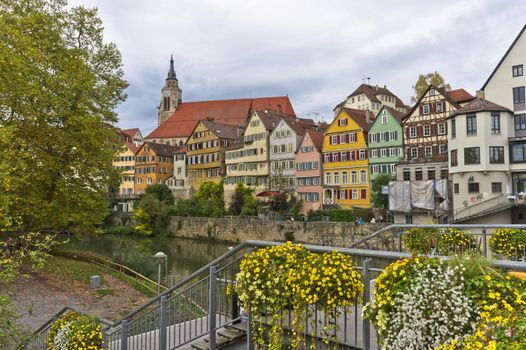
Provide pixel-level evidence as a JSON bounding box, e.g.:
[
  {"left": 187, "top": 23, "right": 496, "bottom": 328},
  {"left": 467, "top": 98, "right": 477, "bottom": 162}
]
[{"left": 10, "top": 268, "right": 151, "bottom": 332}]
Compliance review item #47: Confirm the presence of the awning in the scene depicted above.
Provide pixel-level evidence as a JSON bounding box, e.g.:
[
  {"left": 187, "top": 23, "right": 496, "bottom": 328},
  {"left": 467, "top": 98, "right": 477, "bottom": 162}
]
[{"left": 256, "top": 191, "right": 282, "bottom": 197}]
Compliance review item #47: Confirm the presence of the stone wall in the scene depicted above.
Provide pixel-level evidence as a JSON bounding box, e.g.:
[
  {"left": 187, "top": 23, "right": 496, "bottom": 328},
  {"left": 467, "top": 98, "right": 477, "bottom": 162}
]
[{"left": 169, "top": 216, "right": 386, "bottom": 246}]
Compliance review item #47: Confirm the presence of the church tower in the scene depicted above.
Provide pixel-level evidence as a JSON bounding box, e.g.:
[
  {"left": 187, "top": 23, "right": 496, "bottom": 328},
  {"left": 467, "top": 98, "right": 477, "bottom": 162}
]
[{"left": 158, "top": 55, "right": 182, "bottom": 126}]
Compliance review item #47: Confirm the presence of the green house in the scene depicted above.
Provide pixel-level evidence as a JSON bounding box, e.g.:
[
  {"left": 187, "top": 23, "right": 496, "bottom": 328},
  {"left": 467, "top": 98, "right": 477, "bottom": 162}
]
[{"left": 368, "top": 106, "right": 405, "bottom": 184}]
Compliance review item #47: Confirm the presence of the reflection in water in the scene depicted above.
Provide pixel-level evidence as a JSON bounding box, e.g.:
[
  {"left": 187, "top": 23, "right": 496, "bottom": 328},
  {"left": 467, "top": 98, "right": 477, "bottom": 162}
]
[{"left": 62, "top": 235, "right": 231, "bottom": 282}]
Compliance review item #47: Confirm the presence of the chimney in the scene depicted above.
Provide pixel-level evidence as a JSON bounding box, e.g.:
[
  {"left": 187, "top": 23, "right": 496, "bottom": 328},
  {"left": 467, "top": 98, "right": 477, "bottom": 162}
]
[
  {"left": 476, "top": 90, "right": 485, "bottom": 99},
  {"left": 375, "top": 84, "right": 379, "bottom": 91},
  {"left": 366, "top": 110, "right": 374, "bottom": 124},
  {"left": 277, "top": 104, "right": 283, "bottom": 116},
  {"left": 383, "top": 85, "right": 387, "bottom": 89}
]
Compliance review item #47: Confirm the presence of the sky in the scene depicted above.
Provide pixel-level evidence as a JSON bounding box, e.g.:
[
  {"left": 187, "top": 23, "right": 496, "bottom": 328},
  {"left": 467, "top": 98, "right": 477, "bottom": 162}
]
[{"left": 70, "top": 0, "right": 526, "bottom": 135}]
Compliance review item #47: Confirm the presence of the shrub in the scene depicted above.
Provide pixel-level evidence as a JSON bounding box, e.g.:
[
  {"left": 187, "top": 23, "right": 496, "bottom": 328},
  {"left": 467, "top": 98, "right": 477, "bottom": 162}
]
[
  {"left": 103, "top": 225, "right": 137, "bottom": 235},
  {"left": 489, "top": 228, "right": 526, "bottom": 260},
  {"left": 48, "top": 311, "right": 103, "bottom": 350},
  {"left": 403, "top": 228, "right": 478, "bottom": 255}
]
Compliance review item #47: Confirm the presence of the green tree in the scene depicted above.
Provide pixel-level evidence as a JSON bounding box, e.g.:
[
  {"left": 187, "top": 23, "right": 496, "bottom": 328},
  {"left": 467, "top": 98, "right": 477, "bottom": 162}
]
[
  {"left": 371, "top": 173, "right": 395, "bottom": 209},
  {"left": 411, "top": 71, "right": 451, "bottom": 103},
  {"left": 133, "top": 194, "right": 170, "bottom": 235},
  {"left": 229, "top": 184, "right": 259, "bottom": 216},
  {"left": 0, "top": 0, "right": 127, "bottom": 235},
  {"left": 145, "top": 184, "right": 175, "bottom": 204}
]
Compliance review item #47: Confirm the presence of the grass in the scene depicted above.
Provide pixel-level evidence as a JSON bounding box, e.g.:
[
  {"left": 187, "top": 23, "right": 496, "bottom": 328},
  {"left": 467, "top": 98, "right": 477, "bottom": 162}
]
[{"left": 42, "top": 256, "right": 156, "bottom": 297}]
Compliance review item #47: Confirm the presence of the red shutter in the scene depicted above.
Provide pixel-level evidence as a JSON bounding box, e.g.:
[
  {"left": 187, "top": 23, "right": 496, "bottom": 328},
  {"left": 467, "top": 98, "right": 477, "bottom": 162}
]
[
  {"left": 347, "top": 189, "right": 351, "bottom": 199},
  {"left": 365, "top": 150, "right": 368, "bottom": 159},
  {"left": 330, "top": 137, "right": 334, "bottom": 145},
  {"left": 336, "top": 190, "right": 341, "bottom": 199},
  {"left": 418, "top": 147, "right": 424, "bottom": 158},
  {"left": 348, "top": 151, "right": 352, "bottom": 160},
  {"left": 419, "top": 106, "right": 423, "bottom": 115},
  {"left": 330, "top": 153, "right": 333, "bottom": 162},
  {"left": 361, "top": 189, "right": 367, "bottom": 199},
  {"left": 430, "top": 124, "right": 436, "bottom": 135},
  {"left": 417, "top": 126, "right": 423, "bottom": 137}
]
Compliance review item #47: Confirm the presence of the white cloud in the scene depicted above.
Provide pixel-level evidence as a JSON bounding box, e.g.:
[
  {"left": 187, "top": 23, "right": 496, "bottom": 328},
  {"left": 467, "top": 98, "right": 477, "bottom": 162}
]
[{"left": 69, "top": 0, "right": 526, "bottom": 134}]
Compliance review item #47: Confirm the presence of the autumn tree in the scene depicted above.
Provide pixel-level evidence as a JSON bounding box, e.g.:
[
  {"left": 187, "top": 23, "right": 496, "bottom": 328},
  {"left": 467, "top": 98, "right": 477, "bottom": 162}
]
[
  {"left": 411, "top": 72, "right": 451, "bottom": 103},
  {"left": 0, "top": 0, "right": 128, "bottom": 235},
  {"left": 371, "top": 173, "right": 395, "bottom": 209}
]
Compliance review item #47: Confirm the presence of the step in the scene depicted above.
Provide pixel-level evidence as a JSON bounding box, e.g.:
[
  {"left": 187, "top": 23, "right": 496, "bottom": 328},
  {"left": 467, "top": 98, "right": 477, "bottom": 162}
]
[
  {"left": 230, "top": 322, "right": 247, "bottom": 332},
  {"left": 193, "top": 335, "right": 231, "bottom": 349},
  {"left": 218, "top": 328, "right": 245, "bottom": 341}
]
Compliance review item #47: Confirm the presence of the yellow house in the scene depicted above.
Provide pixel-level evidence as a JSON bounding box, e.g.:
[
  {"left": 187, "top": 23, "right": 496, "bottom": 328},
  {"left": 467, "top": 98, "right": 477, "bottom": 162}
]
[
  {"left": 186, "top": 120, "right": 239, "bottom": 190},
  {"left": 322, "top": 108, "right": 373, "bottom": 208}
]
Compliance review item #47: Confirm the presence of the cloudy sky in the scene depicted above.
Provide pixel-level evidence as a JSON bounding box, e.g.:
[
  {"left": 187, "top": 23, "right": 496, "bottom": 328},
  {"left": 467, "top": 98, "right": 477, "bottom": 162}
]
[{"left": 70, "top": 0, "right": 525, "bottom": 135}]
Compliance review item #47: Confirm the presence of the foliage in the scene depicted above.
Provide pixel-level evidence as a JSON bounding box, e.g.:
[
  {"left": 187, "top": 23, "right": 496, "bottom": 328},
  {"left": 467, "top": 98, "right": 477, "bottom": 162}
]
[
  {"left": 363, "top": 256, "right": 526, "bottom": 350},
  {"left": 145, "top": 184, "right": 175, "bottom": 204},
  {"left": 371, "top": 173, "right": 394, "bottom": 209},
  {"left": 489, "top": 228, "right": 526, "bottom": 260},
  {"left": 0, "top": 0, "right": 127, "bottom": 235},
  {"left": 48, "top": 312, "right": 103, "bottom": 350},
  {"left": 411, "top": 71, "right": 451, "bottom": 103},
  {"left": 229, "top": 184, "right": 259, "bottom": 216},
  {"left": 103, "top": 225, "right": 137, "bottom": 235},
  {"left": 235, "top": 243, "right": 363, "bottom": 349},
  {"left": 0, "top": 233, "right": 56, "bottom": 347},
  {"left": 403, "top": 228, "right": 478, "bottom": 255},
  {"left": 269, "top": 192, "right": 290, "bottom": 213},
  {"left": 288, "top": 199, "right": 303, "bottom": 216},
  {"left": 133, "top": 194, "right": 171, "bottom": 235}
]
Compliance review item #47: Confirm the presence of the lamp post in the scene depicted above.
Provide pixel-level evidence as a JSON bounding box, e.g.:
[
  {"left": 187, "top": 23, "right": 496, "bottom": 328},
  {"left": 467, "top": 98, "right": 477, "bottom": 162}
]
[{"left": 153, "top": 251, "right": 168, "bottom": 295}]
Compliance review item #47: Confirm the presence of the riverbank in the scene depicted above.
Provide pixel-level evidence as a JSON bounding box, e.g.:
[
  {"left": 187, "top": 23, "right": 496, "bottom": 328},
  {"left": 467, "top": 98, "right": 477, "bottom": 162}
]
[{"left": 11, "top": 256, "right": 151, "bottom": 332}]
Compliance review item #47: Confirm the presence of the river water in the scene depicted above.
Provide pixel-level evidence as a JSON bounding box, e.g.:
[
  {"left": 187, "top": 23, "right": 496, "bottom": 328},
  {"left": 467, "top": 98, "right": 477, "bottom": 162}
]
[{"left": 61, "top": 235, "right": 232, "bottom": 283}]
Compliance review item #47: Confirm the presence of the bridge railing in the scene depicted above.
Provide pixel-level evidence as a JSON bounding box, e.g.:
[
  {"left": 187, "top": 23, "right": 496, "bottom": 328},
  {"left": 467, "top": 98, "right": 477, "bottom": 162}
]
[
  {"left": 351, "top": 224, "right": 526, "bottom": 261},
  {"left": 30, "top": 239, "right": 526, "bottom": 350}
]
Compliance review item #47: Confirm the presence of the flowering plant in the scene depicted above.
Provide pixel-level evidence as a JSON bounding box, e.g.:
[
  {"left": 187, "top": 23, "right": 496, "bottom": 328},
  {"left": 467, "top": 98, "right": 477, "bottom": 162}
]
[
  {"left": 235, "top": 242, "right": 363, "bottom": 349},
  {"left": 402, "top": 228, "right": 477, "bottom": 255},
  {"left": 489, "top": 228, "right": 526, "bottom": 260},
  {"left": 48, "top": 311, "right": 103, "bottom": 350}
]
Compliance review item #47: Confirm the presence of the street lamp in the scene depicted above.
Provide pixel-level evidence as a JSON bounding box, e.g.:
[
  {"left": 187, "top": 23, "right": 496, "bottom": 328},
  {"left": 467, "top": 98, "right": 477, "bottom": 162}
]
[{"left": 153, "top": 251, "right": 168, "bottom": 295}]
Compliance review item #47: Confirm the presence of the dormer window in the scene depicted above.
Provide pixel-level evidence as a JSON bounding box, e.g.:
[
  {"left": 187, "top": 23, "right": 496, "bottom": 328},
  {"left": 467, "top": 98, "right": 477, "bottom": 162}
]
[
  {"left": 429, "top": 88, "right": 435, "bottom": 96},
  {"left": 338, "top": 118, "right": 348, "bottom": 126}
]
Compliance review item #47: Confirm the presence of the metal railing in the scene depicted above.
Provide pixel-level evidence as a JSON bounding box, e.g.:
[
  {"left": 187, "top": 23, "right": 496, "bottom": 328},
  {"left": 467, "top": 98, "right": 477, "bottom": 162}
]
[
  {"left": 351, "top": 224, "right": 526, "bottom": 261},
  {"left": 452, "top": 194, "right": 511, "bottom": 221},
  {"left": 30, "top": 239, "right": 526, "bottom": 350}
]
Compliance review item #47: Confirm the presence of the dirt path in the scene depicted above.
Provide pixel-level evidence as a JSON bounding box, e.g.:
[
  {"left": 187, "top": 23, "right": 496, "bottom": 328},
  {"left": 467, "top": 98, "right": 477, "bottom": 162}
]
[{"left": 11, "top": 268, "right": 151, "bottom": 332}]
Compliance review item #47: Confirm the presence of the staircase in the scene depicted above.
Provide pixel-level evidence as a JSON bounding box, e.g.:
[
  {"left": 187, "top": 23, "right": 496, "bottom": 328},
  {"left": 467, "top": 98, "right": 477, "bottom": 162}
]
[{"left": 452, "top": 194, "right": 514, "bottom": 222}]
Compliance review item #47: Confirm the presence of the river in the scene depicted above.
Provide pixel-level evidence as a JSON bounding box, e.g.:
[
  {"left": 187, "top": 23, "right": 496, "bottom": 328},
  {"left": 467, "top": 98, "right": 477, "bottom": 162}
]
[{"left": 61, "top": 234, "right": 232, "bottom": 284}]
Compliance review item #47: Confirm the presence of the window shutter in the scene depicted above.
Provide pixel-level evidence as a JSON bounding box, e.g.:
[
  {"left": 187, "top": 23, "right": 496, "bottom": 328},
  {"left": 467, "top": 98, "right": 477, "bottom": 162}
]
[
  {"left": 348, "top": 151, "right": 352, "bottom": 160},
  {"left": 419, "top": 105, "right": 423, "bottom": 115},
  {"left": 433, "top": 145, "right": 439, "bottom": 155},
  {"left": 365, "top": 150, "right": 368, "bottom": 159},
  {"left": 417, "top": 126, "right": 423, "bottom": 137},
  {"left": 346, "top": 134, "right": 350, "bottom": 143},
  {"left": 431, "top": 103, "right": 436, "bottom": 113},
  {"left": 430, "top": 124, "right": 436, "bottom": 135},
  {"left": 405, "top": 127, "right": 410, "bottom": 138},
  {"left": 336, "top": 191, "right": 341, "bottom": 199},
  {"left": 361, "top": 189, "right": 367, "bottom": 199}
]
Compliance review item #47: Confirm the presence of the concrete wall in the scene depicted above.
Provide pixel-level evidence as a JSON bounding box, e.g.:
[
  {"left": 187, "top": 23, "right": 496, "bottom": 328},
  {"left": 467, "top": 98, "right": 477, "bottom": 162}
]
[{"left": 169, "top": 216, "right": 386, "bottom": 246}]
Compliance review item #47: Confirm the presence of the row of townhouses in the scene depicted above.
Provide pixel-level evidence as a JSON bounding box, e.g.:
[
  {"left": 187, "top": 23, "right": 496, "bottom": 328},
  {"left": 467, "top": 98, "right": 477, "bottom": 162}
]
[{"left": 113, "top": 25, "right": 526, "bottom": 224}]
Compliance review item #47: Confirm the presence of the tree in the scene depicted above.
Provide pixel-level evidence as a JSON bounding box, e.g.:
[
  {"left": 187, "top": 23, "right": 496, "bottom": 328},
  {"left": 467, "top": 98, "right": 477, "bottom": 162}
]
[
  {"left": 229, "top": 184, "right": 259, "bottom": 216},
  {"left": 411, "top": 72, "right": 451, "bottom": 103},
  {"left": 133, "top": 194, "right": 170, "bottom": 235},
  {"left": 0, "top": 0, "right": 128, "bottom": 235},
  {"left": 371, "top": 173, "right": 395, "bottom": 209},
  {"left": 145, "top": 184, "right": 175, "bottom": 204}
]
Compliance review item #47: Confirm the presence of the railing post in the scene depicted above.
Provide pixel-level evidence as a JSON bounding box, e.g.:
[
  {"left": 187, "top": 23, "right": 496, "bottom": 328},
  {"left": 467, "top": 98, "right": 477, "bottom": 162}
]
[
  {"left": 120, "top": 319, "right": 128, "bottom": 350},
  {"left": 397, "top": 231, "right": 402, "bottom": 252},
  {"left": 362, "top": 259, "right": 371, "bottom": 350},
  {"left": 246, "top": 312, "right": 254, "bottom": 350},
  {"left": 102, "top": 327, "right": 108, "bottom": 349},
  {"left": 482, "top": 228, "right": 487, "bottom": 257},
  {"left": 159, "top": 296, "right": 168, "bottom": 350},
  {"left": 209, "top": 265, "right": 217, "bottom": 350}
]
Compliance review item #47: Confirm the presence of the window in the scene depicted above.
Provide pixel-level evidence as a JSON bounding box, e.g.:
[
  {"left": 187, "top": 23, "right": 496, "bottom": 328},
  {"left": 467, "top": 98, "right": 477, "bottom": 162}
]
[
  {"left": 429, "top": 88, "right": 435, "bottom": 96},
  {"left": 342, "top": 172, "right": 348, "bottom": 184},
  {"left": 439, "top": 144, "right": 448, "bottom": 155},
  {"left": 454, "top": 183, "right": 459, "bottom": 194},
  {"left": 425, "top": 146, "right": 432, "bottom": 157},
  {"left": 351, "top": 189, "right": 358, "bottom": 199},
  {"left": 334, "top": 172, "right": 340, "bottom": 184},
  {"left": 489, "top": 146, "right": 504, "bottom": 164},
  {"left": 338, "top": 118, "right": 348, "bottom": 126},
  {"left": 468, "top": 182, "right": 480, "bottom": 193},
  {"left": 389, "top": 131, "right": 396, "bottom": 140},
  {"left": 340, "top": 134, "right": 346, "bottom": 144},
  {"left": 492, "top": 182, "right": 502, "bottom": 193},
  {"left": 464, "top": 147, "right": 480, "bottom": 165},
  {"left": 451, "top": 149, "right": 458, "bottom": 166},
  {"left": 428, "top": 169, "right": 436, "bottom": 180},
  {"left": 423, "top": 104, "right": 430, "bottom": 114},
  {"left": 389, "top": 148, "right": 397, "bottom": 157},
  {"left": 360, "top": 170, "right": 367, "bottom": 184},
  {"left": 381, "top": 115, "right": 388, "bottom": 124},
  {"left": 513, "top": 86, "right": 525, "bottom": 111},
  {"left": 136, "top": 178, "right": 142, "bottom": 184},
  {"left": 380, "top": 149, "right": 387, "bottom": 157},
  {"left": 325, "top": 172, "right": 331, "bottom": 185},
  {"left": 351, "top": 171, "right": 357, "bottom": 183},
  {"left": 349, "top": 133, "right": 356, "bottom": 143},
  {"left": 513, "top": 64, "right": 523, "bottom": 77},
  {"left": 491, "top": 113, "right": 501, "bottom": 134},
  {"left": 331, "top": 135, "right": 338, "bottom": 144},
  {"left": 359, "top": 150, "right": 366, "bottom": 159},
  {"left": 436, "top": 102, "right": 444, "bottom": 113},
  {"left": 451, "top": 118, "right": 456, "bottom": 138},
  {"left": 403, "top": 169, "right": 410, "bottom": 181},
  {"left": 511, "top": 143, "right": 526, "bottom": 162},
  {"left": 415, "top": 169, "right": 423, "bottom": 180},
  {"left": 424, "top": 125, "right": 431, "bottom": 136},
  {"left": 515, "top": 114, "right": 526, "bottom": 130},
  {"left": 438, "top": 123, "right": 446, "bottom": 135},
  {"left": 410, "top": 127, "right": 417, "bottom": 138},
  {"left": 440, "top": 168, "right": 448, "bottom": 179},
  {"left": 147, "top": 177, "right": 153, "bottom": 184},
  {"left": 411, "top": 147, "right": 418, "bottom": 159},
  {"left": 371, "top": 149, "right": 378, "bottom": 157},
  {"left": 372, "top": 165, "right": 379, "bottom": 174},
  {"left": 341, "top": 151, "right": 347, "bottom": 161},
  {"left": 466, "top": 114, "right": 477, "bottom": 135}
]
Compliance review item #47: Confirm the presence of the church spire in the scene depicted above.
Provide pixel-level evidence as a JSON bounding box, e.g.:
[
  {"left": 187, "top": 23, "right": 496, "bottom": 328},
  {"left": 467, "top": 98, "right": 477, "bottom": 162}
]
[{"left": 167, "top": 54, "right": 177, "bottom": 80}]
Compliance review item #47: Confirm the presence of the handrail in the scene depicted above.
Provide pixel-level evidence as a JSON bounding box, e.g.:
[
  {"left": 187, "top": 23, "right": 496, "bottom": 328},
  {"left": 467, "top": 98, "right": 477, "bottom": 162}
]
[
  {"left": 32, "top": 306, "right": 112, "bottom": 335},
  {"left": 453, "top": 193, "right": 508, "bottom": 216}
]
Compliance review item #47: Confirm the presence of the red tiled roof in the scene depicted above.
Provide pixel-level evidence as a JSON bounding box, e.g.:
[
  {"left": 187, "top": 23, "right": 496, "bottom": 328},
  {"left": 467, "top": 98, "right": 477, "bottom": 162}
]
[
  {"left": 347, "top": 84, "right": 408, "bottom": 109},
  {"left": 447, "top": 89, "right": 475, "bottom": 104},
  {"left": 340, "top": 107, "right": 372, "bottom": 131},
  {"left": 174, "top": 145, "right": 186, "bottom": 154},
  {"left": 306, "top": 129, "right": 325, "bottom": 152},
  {"left": 124, "top": 142, "right": 140, "bottom": 154},
  {"left": 447, "top": 97, "right": 512, "bottom": 118},
  {"left": 146, "top": 96, "right": 295, "bottom": 139},
  {"left": 122, "top": 128, "right": 140, "bottom": 138}
]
